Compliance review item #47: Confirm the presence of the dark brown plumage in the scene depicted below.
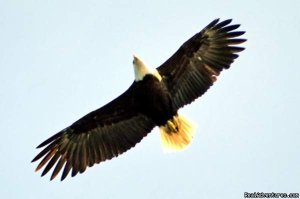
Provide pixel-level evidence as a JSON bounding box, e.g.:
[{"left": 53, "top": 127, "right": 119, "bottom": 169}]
[
  {"left": 32, "top": 18, "right": 246, "bottom": 181},
  {"left": 158, "top": 18, "right": 246, "bottom": 109}
]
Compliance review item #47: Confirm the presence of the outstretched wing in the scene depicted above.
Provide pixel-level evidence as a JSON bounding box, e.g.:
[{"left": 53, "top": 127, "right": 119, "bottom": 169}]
[
  {"left": 157, "top": 19, "right": 246, "bottom": 109},
  {"left": 32, "top": 83, "right": 155, "bottom": 181}
]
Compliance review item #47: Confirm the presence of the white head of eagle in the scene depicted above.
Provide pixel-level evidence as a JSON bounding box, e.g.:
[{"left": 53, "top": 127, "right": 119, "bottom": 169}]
[
  {"left": 32, "top": 18, "right": 246, "bottom": 181},
  {"left": 133, "top": 54, "right": 162, "bottom": 82}
]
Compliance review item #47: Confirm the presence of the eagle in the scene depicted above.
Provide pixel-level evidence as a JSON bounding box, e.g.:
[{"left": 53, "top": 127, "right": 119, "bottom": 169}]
[{"left": 32, "top": 18, "right": 246, "bottom": 181}]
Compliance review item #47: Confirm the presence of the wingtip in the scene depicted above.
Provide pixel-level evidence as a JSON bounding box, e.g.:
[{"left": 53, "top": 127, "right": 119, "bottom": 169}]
[
  {"left": 41, "top": 171, "right": 47, "bottom": 177},
  {"left": 35, "top": 166, "right": 41, "bottom": 172},
  {"left": 61, "top": 174, "right": 67, "bottom": 181},
  {"left": 205, "top": 18, "right": 220, "bottom": 29},
  {"left": 213, "top": 18, "right": 220, "bottom": 24},
  {"left": 223, "top": 18, "right": 233, "bottom": 23},
  {"left": 239, "top": 47, "right": 246, "bottom": 51},
  {"left": 239, "top": 31, "right": 246, "bottom": 36},
  {"left": 50, "top": 175, "right": 56, "bottom": 181},
  {"left": 31, "top": 155, "right": 39, "bottom": 163}
]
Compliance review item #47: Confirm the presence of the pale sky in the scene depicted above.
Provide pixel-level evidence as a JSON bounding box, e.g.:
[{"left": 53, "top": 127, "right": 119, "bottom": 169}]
[{"left": 0, "top": 0, "right": 299, "bottom": 198}]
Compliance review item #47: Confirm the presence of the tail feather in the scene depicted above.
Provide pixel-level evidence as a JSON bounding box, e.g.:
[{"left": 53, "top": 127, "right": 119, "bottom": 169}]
[{"left": 159, "top": 114, "right": 195, "bottom": 152}]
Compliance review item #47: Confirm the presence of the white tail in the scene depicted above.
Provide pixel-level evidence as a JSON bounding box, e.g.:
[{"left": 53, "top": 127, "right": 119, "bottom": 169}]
[{"left": 159, "top": 114, "right": 196, "bottom": 152}]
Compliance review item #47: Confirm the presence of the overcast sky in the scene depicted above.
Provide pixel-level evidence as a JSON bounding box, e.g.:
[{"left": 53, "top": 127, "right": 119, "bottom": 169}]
[{"left": 0, "top": 0, "right": 299, "bottom": 198}]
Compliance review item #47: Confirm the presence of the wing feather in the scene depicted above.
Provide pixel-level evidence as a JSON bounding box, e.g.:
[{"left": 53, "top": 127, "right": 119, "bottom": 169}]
[
  {"left": 157, "top": 19, "right": 246, "bottom": 109},
  {"left": 50, "top": 156, "right": 66, "bottom": 180},
  {"left": 32, "top": 84, "right": 155, "bottom": 180},
  {"left": 61, "top": 157, "right": 72, "bottom": 181}
]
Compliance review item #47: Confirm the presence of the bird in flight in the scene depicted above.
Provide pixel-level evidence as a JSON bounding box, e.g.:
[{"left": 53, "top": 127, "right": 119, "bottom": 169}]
[{"left": 32, "top": 18, "right": 246, "bottom": 181}]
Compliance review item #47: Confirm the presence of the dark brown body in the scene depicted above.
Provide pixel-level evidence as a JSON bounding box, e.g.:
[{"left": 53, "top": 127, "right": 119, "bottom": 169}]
[{"left": 134, "top": 74, "right": 177, "bottom": 126}]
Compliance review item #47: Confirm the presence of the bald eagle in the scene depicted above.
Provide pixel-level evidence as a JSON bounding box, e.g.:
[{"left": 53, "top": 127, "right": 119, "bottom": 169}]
[{"left": 32, "top": 18, "right": 246, "bottom": 181}]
